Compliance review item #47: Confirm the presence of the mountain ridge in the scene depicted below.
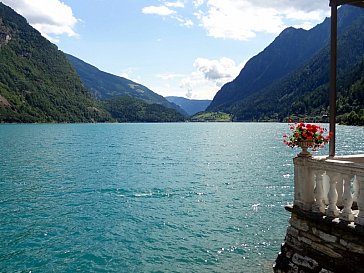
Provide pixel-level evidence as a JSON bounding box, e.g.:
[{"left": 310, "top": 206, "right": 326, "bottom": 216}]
[
  {"left": 0, "top": 3, "right": 186, "bottom": 123},
  {"left": 66, "top": 54, "right": 185, "bottom": 115},
  {"left": 0, "top": 2, "right": 111, "bottom": 123},
  {"left": 207, "top": 5, "right": 364, "bottom": 124},
  {"left": 166, "top": 96, "right": 211, "bottom": 116},
  {"left": 208, "top": 16, "right": 331, "bottom": 111}
]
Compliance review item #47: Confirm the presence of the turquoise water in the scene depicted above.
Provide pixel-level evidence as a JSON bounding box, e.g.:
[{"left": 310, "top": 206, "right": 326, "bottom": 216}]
[{"left": 0, "top": 123, "right": 363, "bottom": 273}]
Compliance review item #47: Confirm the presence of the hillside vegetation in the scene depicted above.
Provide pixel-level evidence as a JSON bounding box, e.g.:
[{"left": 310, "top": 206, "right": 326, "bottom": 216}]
[
  {"left": 1, "top": 3, "right": 362, "bottom": 125},
  {"left": 208, "top": 6, "right": 364, "bottom": 125},
  {"left": 66, "top": 54, "right": 185, "bottom": 115},
  {"left": 104, "top": 96, "right": 185, "bottom": 122},
  {"left": 0, "top": 3, "right": 186, "bottom": 123},
  {"left": 190, "top": 112, "right": 232, "bottom": 122},
  {"left": 0, "top": 3, "right": 111, "bottom": 123}
]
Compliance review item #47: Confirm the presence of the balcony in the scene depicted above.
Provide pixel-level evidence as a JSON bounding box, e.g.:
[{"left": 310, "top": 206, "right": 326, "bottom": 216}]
[{"left": 293, "top": 154, "right": 364, "bottom": 225}]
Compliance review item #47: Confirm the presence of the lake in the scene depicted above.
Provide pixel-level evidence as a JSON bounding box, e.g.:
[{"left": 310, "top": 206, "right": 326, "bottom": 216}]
[{"left": 0, "top": 123, "right": 363, "bottom": 272}]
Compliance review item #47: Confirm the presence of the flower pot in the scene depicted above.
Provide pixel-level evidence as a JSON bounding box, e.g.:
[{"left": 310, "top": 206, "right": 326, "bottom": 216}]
[{"left": 297, "top": 141, "right": 314, "bottom": 157}]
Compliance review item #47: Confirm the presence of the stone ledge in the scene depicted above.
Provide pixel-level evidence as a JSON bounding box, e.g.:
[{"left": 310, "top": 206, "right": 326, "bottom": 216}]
[
  {"left": 284, "top": 204, "right": 364, "bottom": 237},
  {"left": 277, "top": 205, "right": 364, "bottom": 273}
]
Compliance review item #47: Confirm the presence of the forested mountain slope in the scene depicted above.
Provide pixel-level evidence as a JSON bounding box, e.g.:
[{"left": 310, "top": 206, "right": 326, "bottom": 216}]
[
  {"left": 66, "top": 54, "right": 185, "bottom": 115},
  {"left": 208, "top": 6, "right": 364, "bottom": 124},
  {"left": 0, "top": 3, "right": 111, "bottom": 123}
]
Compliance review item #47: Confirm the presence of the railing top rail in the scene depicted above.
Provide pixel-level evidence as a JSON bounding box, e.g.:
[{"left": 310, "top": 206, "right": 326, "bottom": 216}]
[
  {"left": 295, "top": 154, "right": 364, "bottom": 175},
  {"left": 313, "top": 154, "right": 364, "bottom": 161}
]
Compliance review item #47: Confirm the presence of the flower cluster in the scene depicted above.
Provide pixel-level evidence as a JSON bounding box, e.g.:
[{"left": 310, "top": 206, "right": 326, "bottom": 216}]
[{"left": 283, "top": 121, "right": 332, "bottom": 149}]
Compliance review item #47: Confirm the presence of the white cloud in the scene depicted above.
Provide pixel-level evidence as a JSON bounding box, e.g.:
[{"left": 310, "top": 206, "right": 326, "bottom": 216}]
[
  {"left": 152, "top": 57, "right": 244, "bottom": 99},
  {"left": 194, "top": 57, "right": 243, "bottom": 81},
  {"left": 193, "top": 0, "right": 205, "bottom": 8},
  {"left": 179, "top": 57, "right": 245, "bottom": 99},
  {"left": 142, "top": 0, "right": 329, "bottom": 41},
  {"left": 259, "top": 0, "right": 328, "bottom": 12},
  {"left": 142, "top": 1, "right": 194, "bottom": 28},
  {"left": 284, "top": 9, "right": 323, "bottom": 21},
  {"left": 194, "top": 0, "right": 329, "bottom": 41},
  {"left": 180, "top": 71, "right": 209, "bottom": 99},
  {"left": 166, "top": 1, "right": 185, "bottom": 8},
  {"left": 175, "top": 17, "right": 194, "bottom": 27},
  {"left": 181, "top": 74, "right": 224, "bottom": 99},
  {"left": 142, "top": 6, "right": 176, "bottom": 16},
  {"left": 196, "top": 1, "right": 284, "bottom": 40},
  {"left": 2, "top": 0, "right": 78, "bottom": 42}
]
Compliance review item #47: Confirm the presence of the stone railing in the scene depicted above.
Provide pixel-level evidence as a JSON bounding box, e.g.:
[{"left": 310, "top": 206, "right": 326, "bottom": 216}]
[{"left": 293, "top": 154, "right": 364, "bottom": 225}]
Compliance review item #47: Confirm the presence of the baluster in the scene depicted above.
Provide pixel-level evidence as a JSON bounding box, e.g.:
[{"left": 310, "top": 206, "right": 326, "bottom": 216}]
[
  {"left": 340, "top": 175, "right": 354, "bottom": 221},
  {"left": 326, "top": 171, "right": 340, "bottom": 217},
  {"left": 353, "top": 175, "right": 359, "bottom": 203},
  {"left": 336, "top": 174, "right": 344, "bottom": 207},
  {"left": 312, "top": 170, "right": 325, "bottom": 213},
  {"left": 355, "top": 175, "right": 364, "bottom": 225},
  {"left": 322, "top": 172, "right": 329, "bottom": 205},
  {"left": 293, "top": 158, "right": 302, "bottom": 207}
]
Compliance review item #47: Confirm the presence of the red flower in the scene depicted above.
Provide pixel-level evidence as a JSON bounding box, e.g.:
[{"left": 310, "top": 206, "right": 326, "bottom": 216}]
[{"left": 283, "top": 121, "right": 330, "bottom": 150}]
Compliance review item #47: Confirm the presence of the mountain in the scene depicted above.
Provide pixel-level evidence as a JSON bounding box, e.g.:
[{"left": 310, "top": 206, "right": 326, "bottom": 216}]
[
  {"left": 165, "top": 96, "right": 211, "bottom": 116},
  {"left": 103, "top": 96, "right": 185, "bottom": 122},
  {"left": 0, "top": 3, "right": 111, "bottom": 123},
  {"left": 208, "top": 5, "right": 364, "bottom": 123},
  {"left": 208, "top": 18, "right": 331, "bottom": 111},
  {"left": 0, "top": 3, "right": 185, "bottom": 123},
  {"left": 66, "top": 54, "right": 185, "bottom": 115}
]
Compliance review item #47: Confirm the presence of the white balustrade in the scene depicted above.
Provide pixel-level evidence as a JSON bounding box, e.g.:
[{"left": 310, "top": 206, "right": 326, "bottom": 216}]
[
  {"left": 293, "top": 154, "right": 364, "bottom": 225},
  {"left": 356, "top": 175, "right": 364, "bottom": 225},
  {"left": 326, "top": 171, "right": 340, "bottom": 217},
  {"left": 313, "top": 170, "right": 325, "bottom": 213},
  {"left": 341, "top": 174, "right": 354, "bottom": 221}
]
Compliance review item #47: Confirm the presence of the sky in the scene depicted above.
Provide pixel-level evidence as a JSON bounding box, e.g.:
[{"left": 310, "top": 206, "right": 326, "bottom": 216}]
[{"left": 1, "top": 0, "right": 331, "bottom": 100}]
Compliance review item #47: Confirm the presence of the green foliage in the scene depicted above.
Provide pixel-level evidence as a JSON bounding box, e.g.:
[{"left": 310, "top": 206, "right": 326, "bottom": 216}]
[
  {"left": 208, "top": 6, "right": 364, "bottom": 126},
  {"left": 66, "top": 54, "right": 185, "bottom": 115},
  {"left": 208, "top": 17, "right": 332, "bottom": 111},
  {"left": 104, "top": 96, "right": 186, "bottom": 122},
  {"left": 338, "top": 110, "right": 364, "bottom": 126},
  {"left": 0, "top": 3, "right": 112, "bottom": 123},
  {"left": 190, "top": 112, "right": 232, "bottom": 122}
]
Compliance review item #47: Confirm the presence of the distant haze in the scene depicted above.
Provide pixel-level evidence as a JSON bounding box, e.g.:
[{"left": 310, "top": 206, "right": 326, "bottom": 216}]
[{"left": 166, "top": 96, "right": 211, "bottom": 116}]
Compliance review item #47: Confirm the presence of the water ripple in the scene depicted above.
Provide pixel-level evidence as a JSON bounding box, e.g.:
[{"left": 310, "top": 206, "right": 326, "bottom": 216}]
[{"left": 0, "top": 123, "right": 362, "bottom": 272}]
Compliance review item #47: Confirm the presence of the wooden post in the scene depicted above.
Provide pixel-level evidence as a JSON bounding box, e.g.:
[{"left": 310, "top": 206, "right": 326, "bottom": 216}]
[{"left": 329, "top": 2, "right": 337, "bottom": 158}]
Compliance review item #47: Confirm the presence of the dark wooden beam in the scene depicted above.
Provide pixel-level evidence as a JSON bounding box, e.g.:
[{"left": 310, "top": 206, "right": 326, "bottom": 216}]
[
  {"left": 329, "top": 3, "right": 338, "bottom": 157},
  {"left": 330, "top": 0, "right": 364, "bottom": 7},
  {"left": 328, "top": 0, "right": 363, "bottom": 157},
  {"left": 350, "top": 3, "right": 364, "bottom": 8}
]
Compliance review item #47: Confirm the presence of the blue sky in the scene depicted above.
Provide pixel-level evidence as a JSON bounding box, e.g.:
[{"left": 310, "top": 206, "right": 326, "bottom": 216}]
[{"left": 2, "top": 0, "right": 330, "bottom": 99}]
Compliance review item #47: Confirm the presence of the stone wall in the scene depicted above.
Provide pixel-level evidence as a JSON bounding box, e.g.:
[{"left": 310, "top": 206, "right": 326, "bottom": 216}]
[{"left": 273, "top": 206, "right": 364, "bottom": 273}]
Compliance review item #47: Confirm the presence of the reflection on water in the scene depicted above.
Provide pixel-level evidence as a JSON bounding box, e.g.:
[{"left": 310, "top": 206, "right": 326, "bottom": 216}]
[{"left": 0, "top": 123, "right": 362, "bottom": 272}]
